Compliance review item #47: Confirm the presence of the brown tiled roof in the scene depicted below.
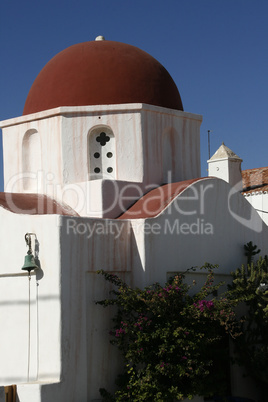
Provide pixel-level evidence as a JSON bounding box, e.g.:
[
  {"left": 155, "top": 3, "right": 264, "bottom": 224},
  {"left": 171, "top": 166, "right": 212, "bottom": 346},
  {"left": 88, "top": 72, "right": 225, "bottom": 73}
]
[
  {"left": 0, "top": 192, "right": 80, "bottom": 216},
  {"left": 242, "top": 167, "right": 268, "bottom": 194},
  {"left": 117, "top": 178, "right": 209, "bottom": 219}
]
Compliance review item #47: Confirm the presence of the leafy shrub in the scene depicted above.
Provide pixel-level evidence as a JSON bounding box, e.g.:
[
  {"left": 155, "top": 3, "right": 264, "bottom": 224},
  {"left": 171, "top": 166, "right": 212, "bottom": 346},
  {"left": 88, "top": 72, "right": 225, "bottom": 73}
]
[
  {"left": 227, "top": 254, "right": 268, "bottom": 398},
  {"left": 97, "top": 265, "right": 238, "bottom": 401}
]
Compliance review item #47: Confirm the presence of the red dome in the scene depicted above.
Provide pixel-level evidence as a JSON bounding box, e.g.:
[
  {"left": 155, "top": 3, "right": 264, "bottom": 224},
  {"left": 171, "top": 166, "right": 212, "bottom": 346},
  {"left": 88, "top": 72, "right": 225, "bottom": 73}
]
[{"left": 23, "top": 40, "right": 183, "bottom": 115}]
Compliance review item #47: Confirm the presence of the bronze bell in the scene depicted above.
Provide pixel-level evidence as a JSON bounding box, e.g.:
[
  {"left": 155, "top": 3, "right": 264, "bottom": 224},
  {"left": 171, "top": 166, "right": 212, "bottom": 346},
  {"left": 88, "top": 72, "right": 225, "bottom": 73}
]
[
  {"left": 22, "top": 232, "right": 38, "bottom": 273},
  {"left": 22, "top": 253, "right": 38, "bottom": 273}
]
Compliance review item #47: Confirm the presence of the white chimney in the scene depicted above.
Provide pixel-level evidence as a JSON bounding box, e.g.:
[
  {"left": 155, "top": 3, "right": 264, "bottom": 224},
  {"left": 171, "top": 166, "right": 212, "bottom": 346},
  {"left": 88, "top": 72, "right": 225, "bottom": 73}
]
[{"left": 208, "top": 142, "right": 243, "bottom": 191}]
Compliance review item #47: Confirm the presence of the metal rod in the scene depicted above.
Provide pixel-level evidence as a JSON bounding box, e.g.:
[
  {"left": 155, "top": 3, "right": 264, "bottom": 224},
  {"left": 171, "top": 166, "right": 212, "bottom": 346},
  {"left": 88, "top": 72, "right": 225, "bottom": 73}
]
[{"left": 208, "top": 130, "right": 211, "bottom": 159}]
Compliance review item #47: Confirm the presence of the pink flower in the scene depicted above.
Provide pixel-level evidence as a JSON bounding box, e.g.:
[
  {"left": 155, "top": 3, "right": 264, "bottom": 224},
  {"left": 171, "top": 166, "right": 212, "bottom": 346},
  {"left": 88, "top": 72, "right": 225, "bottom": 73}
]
[
  {"left": 115, "top": 328, "right": 126, "bottom": 337},
  {"left": 194, "top": 300, "right": 214, "bottom": 312}
]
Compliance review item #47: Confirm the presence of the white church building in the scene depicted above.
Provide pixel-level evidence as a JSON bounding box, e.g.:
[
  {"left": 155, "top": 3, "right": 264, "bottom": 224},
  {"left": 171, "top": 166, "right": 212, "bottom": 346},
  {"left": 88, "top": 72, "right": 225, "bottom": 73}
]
[{"left": 0, "top": 37, "right": 267, "bottom": 401}]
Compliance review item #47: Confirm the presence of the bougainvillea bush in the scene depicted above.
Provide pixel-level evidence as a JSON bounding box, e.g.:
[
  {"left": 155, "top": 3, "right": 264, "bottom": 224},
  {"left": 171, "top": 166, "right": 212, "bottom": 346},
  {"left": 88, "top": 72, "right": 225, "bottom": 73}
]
[{"left": 97, "top": 265, "right": 238, "bottom": 402}]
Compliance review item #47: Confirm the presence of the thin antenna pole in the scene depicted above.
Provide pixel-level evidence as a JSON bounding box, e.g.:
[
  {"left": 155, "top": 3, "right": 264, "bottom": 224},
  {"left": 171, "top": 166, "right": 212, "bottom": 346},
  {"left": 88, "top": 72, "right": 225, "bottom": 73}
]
[{"left": 208, "top": 130, "right": 211, "bottom": 159}]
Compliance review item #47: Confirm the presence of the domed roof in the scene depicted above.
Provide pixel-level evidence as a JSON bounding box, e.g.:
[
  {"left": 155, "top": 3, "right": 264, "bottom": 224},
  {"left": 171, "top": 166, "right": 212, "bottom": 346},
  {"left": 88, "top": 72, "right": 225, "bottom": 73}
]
[{"left": 23, "top": 39, "right": 183, "bottom": 115}]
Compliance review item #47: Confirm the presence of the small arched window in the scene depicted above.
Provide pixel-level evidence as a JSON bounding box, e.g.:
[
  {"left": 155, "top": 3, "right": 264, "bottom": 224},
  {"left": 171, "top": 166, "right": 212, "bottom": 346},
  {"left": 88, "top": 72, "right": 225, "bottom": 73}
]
[
  {"left": 88, "top": 127, "right": 116, "bottom": 180},
  {"left": 22, "top": 129, "right": 42, "bottom": 190}
]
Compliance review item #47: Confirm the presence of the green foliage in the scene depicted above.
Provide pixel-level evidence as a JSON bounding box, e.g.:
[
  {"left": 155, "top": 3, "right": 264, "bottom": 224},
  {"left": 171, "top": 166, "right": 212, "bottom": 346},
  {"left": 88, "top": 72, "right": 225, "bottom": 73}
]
[
  {"left": 97, "top": 265, "right": 238, "bottom": 401},
  {"left": 227, "top": 253, "right": 268, "bottom": 395},
  {"left": 244, "top": 241, "right": 261, "bottom": 265}
]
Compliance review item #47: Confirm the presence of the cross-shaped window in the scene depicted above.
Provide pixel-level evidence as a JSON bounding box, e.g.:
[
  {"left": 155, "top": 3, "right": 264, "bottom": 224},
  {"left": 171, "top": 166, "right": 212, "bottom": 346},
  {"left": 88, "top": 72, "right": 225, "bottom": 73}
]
[{"left": 96, "top": 132, "right": 110, "bottom": 146}]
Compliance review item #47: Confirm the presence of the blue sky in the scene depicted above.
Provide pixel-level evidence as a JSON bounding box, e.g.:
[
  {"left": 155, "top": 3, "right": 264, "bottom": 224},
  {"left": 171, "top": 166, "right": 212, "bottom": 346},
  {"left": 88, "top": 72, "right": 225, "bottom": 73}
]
[{"left": 0, "top": 0, "right": 267, "bottom": 191}]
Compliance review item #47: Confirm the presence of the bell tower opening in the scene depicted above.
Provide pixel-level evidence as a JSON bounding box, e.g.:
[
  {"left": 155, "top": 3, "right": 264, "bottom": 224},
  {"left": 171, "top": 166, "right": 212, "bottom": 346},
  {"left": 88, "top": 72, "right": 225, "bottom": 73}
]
[{"left": 88, "top": 126, "right": 116, "bottom": 180}]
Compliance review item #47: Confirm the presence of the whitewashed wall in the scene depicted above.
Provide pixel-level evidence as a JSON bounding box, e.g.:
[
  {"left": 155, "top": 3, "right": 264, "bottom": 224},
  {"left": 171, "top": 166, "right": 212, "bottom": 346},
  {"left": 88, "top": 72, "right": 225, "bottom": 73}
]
[
  {"left": 243, "top": 192, "right": 268, "bottom": 225},
  {"left": 127, "top": 178, "right": 268, "bottom": 288},
  {"left": 0, "top": 211, "right": 61, "bottom": 389},
  {"left": 0, "top": 209, "right": 132, "bottom": 402},
  {"left": 0, "top": 177, "right": 266, "bottom": 401}
]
